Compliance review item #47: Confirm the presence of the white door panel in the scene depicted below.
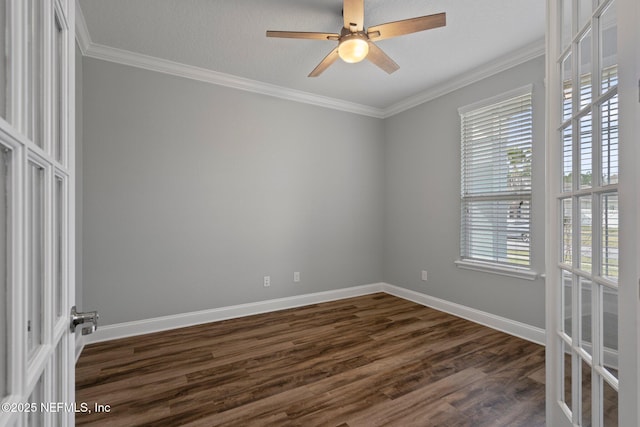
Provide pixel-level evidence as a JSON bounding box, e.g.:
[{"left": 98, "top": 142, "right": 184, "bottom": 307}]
[
  {"left": 547, "top": 0, "right": 638, "bottom": 425},
  {"left": 0, "top": 1, "right": 77, "bottom": 426}
]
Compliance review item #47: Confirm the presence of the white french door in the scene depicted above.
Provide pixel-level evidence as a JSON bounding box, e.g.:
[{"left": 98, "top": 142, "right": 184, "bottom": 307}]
[
  {"left": 0, "top": 1, "right": 76, "bottom": 427},
  {"left": 546, "top": 0, "right": 639, "bottom": 425}
]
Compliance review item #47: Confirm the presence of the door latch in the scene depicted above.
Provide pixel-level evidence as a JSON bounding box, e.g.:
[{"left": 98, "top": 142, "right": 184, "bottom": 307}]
[{"left": 70, "top": 306, "right": 99, "bottom": 335}]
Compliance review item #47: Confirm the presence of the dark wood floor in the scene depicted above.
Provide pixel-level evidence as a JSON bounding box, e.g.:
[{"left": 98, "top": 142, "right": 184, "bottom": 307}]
[{"left": 76, "top": 293, "right": 546, "bottom": 426}]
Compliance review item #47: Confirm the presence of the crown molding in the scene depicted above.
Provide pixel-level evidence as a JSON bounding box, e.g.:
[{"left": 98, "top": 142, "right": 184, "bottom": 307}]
[
  {"left": 83, "top": 42, "right": 386, "bottom": 118},
  {"left": 73, "top": 2, "right": 382, "bottom": 117},
  {"left": 74, "top": 0, "right": 91, "bottom": 55},
  {"left": 74, "top": 0, "right": 544, "bottom": 120},
  {"left": 384, "top": 39, "right": 545, "bottom": 118},
  {"left": 381, "top": 38, "right": 546, "bottom": 118}
]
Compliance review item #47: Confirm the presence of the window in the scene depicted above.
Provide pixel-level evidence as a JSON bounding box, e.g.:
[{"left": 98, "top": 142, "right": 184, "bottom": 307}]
[{"left": 458, "top": 86, "right": 533, "bottom": 275}]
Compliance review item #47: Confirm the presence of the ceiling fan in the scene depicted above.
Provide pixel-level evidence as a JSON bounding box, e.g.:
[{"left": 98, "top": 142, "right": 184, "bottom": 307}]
[{"left": 266, "top": 0, "right": 446, "bottom": 77}]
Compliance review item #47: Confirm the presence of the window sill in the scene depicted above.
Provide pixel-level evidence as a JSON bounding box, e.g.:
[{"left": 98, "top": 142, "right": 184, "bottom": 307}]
[{"left": 454, "top": 259, "right": 539, "bottom": 281}]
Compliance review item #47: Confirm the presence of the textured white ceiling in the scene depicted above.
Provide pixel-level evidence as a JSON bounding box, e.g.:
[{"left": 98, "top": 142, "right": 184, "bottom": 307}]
[{"left": 77, "top": 0, "right": 545, "bottom": 109}]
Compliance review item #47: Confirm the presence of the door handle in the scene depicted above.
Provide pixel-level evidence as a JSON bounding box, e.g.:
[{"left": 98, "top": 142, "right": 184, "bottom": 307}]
[{"left": 70, "top": 306, "right": 99, "bottom": 335}]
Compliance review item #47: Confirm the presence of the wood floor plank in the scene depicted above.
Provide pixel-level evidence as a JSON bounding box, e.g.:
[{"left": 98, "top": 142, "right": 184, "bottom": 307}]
[
  {"left": 345, "top": 368, "right": 487, "bottom": 427},
  {"left": 76, "top": 293, "right": 545, "bottom": 426}
]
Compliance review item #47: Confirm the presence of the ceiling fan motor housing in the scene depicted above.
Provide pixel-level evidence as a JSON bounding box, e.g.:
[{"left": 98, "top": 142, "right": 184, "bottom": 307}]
[{"left": 338, "top": 31, "right": 370, "bottom": 63}]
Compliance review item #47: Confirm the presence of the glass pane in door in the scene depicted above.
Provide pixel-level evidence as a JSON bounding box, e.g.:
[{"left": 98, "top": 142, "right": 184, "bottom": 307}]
[
  {"left": 579, "top": 196, "right": 593, "bottom": 272},
  {"left": 562, "top": 125, "right": 573, "bottom": 190},
  {"left": 600, "top": 96, "right": 618, "bottom": 186},
  {"left": 599, "top": 1, "right": 617, "bottom": 93},
  {"left": 602, "top": 286, "right": 618, "bottom": 379},
  {"left": 562, "top": 55, "right": 573, "bottom": 122},
  {"left": 582, "top": 359, "right": 593, "bottom": 426},
  {"left": 0, "top": 147, "right": 9, "bottom": 398},
  {"left": 579, "top": 30, "right": 593, "bottom": 108},
  {"left": 54, "top": 176, "right": 63, "bottom": 319},
  {"left": 562, "top": 199, "right": 573, "bottom": 264},
  {"left": 562, "top": 270, "right": 573, "bottom": 337},
  {"left": 601, "top": 193, "right": 618, "bottom": 281},
  {"left": 561, "top": 0, "right": 572, "bottom": 50},
  {"left": 603, "top": 379, "right": 618, "bottom": 426},
  {"left": 53, "top": 13, "right": 63, "bottom": 162},
  {"left": 580, "top": 277, "right": 593, "bottom": 357},
  {"left": 27, "top": 161, "right": 44, "bottom": 357},
  {"left": 26, "top": 0, "right": 43, "bottom": 148},
  {"left": 579, "top": 0, "right": 593, "bottom": 28},
  {"left": 579, "top": 113, "right": 593, "bottom": 189},
  {"left": 0, "top": 0, "right": 7, "bottom": 120},
  {"left": 563, "top": 340, "right": 573, "bottom": 410}
]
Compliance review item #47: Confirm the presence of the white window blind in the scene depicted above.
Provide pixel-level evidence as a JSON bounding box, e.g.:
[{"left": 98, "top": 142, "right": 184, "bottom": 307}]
[{"left": 459, "top": 87, "right": 533, "bottom": 268}]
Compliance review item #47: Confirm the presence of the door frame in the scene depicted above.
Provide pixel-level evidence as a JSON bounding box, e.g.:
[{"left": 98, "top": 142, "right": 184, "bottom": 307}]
[{"left": 615, "top": 0, "right": 640, "bottom": 423}]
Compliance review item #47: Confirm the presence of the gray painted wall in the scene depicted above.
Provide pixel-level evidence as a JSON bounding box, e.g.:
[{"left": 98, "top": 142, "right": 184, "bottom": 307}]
[
  {"left": 81, "top": 58, "right": 385, "bottom": 326},
  {"left": 80, "top": 55, "right": 546, "bottom": 330},
  {"left": 382, "top": 56, "right": 546, "bottom": 329}
]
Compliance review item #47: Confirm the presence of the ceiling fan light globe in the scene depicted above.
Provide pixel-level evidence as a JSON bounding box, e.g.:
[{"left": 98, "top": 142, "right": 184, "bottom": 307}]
[{"left": 338, "top": 37, "right": 369, "bottom": 63}]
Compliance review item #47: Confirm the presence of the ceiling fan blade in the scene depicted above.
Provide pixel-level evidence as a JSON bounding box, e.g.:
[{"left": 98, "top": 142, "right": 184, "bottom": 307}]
[
  {"left": 343, "top": 0, "right": 364, "bottom": 31},
  {"left": 367, "top": 12, "right": 446, "bottom": 41},
  {"left": 308, "top": 47, "right": 340, "bottom": 77},
  {"left": 266, "top": 31, "right": 340, "bottom": 41},
  {"left": 366, "top": 42, "right": 399, "bottom": 74}
]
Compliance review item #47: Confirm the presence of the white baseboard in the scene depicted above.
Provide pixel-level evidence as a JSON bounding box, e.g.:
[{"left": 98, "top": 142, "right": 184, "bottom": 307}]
[
  {"left": 382, "top": 283, "right": 546, "bottom": 345},
  {"left": 78, "top": 282, "right": 545, "bottom": 359},
  {"left": 83, "top": 283, "right": 385, "bottom": 345}
]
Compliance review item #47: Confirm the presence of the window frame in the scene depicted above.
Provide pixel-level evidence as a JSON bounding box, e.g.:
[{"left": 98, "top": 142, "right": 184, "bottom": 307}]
[{"left": 456, "top": 84, "right": 538, "bottom": 280}]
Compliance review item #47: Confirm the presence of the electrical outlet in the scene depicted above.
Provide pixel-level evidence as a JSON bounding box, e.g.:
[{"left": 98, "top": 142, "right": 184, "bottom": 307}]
[
  {"left": 421, "top": 270, "right": 428, "bottom": 282},
  {"left": 263, "top": 276, "right": 271, "bottom": 287},
  {"left": 293, "top": 272, "right": 300, "bottom": 283}
]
